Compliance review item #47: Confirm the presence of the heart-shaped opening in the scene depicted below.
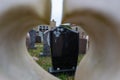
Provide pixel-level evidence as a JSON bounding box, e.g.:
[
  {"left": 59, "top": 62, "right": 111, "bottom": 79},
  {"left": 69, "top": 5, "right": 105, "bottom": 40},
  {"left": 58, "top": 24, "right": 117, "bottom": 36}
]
[
  {"left": 27, "top": 24, "right": 86, "bottom": 80},
  {"left": 1, "top": 0, "right": 120, "bottom": 80}
]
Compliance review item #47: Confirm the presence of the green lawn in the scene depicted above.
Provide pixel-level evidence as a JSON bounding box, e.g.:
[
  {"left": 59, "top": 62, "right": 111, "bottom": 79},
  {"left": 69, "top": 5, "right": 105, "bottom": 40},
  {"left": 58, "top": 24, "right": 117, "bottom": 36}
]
[{"left": 28, "top": 43, "right": 84, "bottom": 80}]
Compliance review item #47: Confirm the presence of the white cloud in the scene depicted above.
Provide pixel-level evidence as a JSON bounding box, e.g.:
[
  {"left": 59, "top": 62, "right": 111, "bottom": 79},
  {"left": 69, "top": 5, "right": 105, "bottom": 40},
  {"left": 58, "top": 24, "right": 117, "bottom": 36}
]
[{"left": 51, "top": 0, "right": 63, "bottom": 26}]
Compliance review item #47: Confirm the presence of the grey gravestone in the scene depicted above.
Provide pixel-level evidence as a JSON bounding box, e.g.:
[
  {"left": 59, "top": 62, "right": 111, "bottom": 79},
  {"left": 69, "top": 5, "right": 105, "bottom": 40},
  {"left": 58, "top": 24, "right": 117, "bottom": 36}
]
[
  {"left": 35, "top": 31, "right": 41, "bottom": 43},
  {"left": 40, "top": 30, "right": 51, "bottom": 56},
  {"left": 29, "top": 29, "right": 36, "bottom": 49}
]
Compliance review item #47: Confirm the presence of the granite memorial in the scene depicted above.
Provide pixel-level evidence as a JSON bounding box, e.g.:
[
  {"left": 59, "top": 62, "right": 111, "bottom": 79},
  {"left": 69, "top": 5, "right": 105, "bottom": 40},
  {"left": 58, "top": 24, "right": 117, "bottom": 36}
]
[
  {"left": 29, "top": 29, "right": 36, "bottom": 49},
  {"left": 48, "top": 26, "right": 79, "bottom": 74},
  {"left": 40, "top": 30, "right": 51, "bottom": 56}
]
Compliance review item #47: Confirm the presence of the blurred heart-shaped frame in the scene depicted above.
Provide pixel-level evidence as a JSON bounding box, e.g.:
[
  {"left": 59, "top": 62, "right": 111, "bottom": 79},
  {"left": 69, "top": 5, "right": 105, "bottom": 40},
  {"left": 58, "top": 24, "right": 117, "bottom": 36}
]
[
  {"left": 0, "top": 0, "right": 59, "bottom": 80},
  {"left": 62, "top": 0, "right": 120, "bottom": 80},
  {"left": 1, "top": 0, "right": 120, "bottom": 80}
]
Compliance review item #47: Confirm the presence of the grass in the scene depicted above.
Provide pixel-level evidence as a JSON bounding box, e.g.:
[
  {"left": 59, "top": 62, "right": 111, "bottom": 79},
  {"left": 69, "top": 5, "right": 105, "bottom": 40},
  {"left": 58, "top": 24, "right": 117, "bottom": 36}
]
[{"left": 28, "top": 43, "right": 84, "bottom": 80}]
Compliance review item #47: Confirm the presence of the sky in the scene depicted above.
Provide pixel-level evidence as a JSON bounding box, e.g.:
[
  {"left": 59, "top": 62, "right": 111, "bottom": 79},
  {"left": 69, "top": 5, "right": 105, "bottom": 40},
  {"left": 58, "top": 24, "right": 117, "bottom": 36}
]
[{"left": 51, "top": 0, "right": 63, "bottom": 26}]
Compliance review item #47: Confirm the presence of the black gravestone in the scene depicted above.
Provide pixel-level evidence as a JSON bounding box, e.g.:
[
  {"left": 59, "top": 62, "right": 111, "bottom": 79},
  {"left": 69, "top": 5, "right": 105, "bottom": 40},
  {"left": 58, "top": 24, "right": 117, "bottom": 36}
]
[{"left": 48, "top": 26, "right": 79, "bottom": 74}]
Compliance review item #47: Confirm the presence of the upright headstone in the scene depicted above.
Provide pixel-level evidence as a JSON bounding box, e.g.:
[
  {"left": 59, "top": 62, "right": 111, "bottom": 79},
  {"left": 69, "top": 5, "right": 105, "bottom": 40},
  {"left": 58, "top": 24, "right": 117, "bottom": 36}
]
[
  {"left": 48, "top": 26, "right": 79, "bottom": 74},
  {"left": 79, "top": 32, "right": 87, "bottom": 54},
  {"left": 35, "top": 31, "right": 41, "bottom": 43},
  {"left": 40, "top": 30, "right": 51, "bottom": 56},
  {"left": 26, "top": 32, "right": 31, "bottom": 49},
  {"left": 79, "top": 38, "right": 87, "bottom": 54},
  {"left": 29, "top": 29, "right": 36, "bottom": 49}
]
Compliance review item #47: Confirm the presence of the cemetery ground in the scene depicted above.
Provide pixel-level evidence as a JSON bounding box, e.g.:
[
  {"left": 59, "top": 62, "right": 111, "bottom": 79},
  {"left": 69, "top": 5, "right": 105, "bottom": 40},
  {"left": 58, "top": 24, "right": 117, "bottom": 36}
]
[{"left": 28, "top": 43, "right": 84, "bottom": 80}]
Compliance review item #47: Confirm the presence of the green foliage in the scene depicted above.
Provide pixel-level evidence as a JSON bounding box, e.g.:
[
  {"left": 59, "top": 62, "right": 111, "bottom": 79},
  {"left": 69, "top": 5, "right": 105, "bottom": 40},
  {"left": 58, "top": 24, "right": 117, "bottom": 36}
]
[
  {"left": 57, "top": 73, "right": 74, "bottom": 80},
  {"left": 28, "top": 43, "right": 43, "bottom": 57},
  {"left": 37, "top": 56, "right": 52, "bottom": 70},
  {"left": 60, "top": 24, "right": 72, "bottom": 30}
]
